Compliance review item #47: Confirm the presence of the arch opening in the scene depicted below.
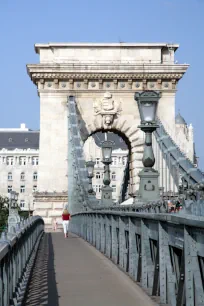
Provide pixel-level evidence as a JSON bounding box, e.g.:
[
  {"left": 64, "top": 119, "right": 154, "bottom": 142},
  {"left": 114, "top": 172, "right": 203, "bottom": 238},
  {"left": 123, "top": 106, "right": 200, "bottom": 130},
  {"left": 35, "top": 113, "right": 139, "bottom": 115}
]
[{"left": 83, "top": 129, "right": 131, "bottom": 204}]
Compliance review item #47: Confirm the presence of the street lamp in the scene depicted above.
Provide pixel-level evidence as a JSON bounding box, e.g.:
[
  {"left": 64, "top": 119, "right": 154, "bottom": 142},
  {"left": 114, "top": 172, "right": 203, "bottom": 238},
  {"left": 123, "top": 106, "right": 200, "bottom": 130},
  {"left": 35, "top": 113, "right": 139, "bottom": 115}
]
[
  {"left": 8, "top": 191, "right": 20, "bottom": 233},
  {"left": 86, "top": 161, "right": 95, "bottom": 194},
  {"left": 101, "top": 140, "right": 114, "bottom": 206},
  {"left": 135, "top": 91, "right": 161, "bottom": 202}
]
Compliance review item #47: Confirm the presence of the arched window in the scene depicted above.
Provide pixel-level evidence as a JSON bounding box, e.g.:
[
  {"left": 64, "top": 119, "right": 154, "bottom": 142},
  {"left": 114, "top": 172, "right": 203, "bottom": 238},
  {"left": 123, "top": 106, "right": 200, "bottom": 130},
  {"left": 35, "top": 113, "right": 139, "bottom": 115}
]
[
  {"left": 33, "top": 172, "right": 38, "bottom": 180},
  {"left": 8, "top": 172, "right": 12, "bottom": 180},
  {"left": 112, "top": 172, "right": 116, "bottom": 180},
  {"left": 20, "top": 172, "right": 25, "bottom": 180},
  {"left": 96, "top": 172, "right": 101, "bottom": 179}
]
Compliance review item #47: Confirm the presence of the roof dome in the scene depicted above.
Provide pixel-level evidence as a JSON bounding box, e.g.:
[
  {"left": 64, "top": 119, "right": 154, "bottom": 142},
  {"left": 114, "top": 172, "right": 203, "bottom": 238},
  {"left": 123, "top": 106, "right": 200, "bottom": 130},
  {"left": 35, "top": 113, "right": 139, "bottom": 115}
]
[{"left": 175, "top": 113, "right": 187, "bottom": 125}]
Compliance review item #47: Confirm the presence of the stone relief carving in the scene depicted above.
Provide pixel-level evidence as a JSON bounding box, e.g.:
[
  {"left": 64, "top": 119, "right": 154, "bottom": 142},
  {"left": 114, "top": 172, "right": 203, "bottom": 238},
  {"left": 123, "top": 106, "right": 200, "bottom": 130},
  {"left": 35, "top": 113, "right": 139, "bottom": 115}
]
[{"left": 93, "top": 92, "right": 122, "bottom": 128}]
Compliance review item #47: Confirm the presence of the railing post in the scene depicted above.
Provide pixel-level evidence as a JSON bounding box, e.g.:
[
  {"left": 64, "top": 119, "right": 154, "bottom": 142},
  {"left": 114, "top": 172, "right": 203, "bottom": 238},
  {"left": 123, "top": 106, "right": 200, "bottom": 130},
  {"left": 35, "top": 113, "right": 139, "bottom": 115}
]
[
  {"left": 93, "top": 215, "right": 96, "bottom": 246},
  {"left": 158, "top": 222, "right": 167, "bottom": 304},
  {"left": 96, "top": 215, "right": 100, "bottom": 250},
  {"left": 129, "top": 217, "right": 137, "bottom": 279},
  {"left": 100, "top": 215, "right": 105, "bottom": 253},
  {"left": 159, "top": 221, "right": 176, "bottom": 305},
  {"left": 105, "top": 216, "right": 111, "bottom": 258},
  {"left": 184, "top": 225, "right": 204, "bottom": 306},
  {"left": 111, "top": 216, "right": 117, "bottom": 264},
  {"left": 141, "top": 219, "right": 154, "bottom": 290},
  {"left": 119, "top": 217, "right": 125, "bottom": 269}
]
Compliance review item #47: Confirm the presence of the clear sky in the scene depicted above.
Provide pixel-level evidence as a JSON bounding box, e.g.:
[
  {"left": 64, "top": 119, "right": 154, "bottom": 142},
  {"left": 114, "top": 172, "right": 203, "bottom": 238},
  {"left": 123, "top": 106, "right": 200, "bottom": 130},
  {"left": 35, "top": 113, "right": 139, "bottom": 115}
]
[{"left": 0, "top": 0, "right": 204, "bottom": 169}]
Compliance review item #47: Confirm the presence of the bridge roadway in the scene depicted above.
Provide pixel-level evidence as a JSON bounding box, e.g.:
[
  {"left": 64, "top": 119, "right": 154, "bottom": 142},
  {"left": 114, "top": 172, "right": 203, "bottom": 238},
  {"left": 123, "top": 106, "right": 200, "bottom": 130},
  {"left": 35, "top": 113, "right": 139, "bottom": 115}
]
[{"left": 24, "top": 232, "right": 157, "bottom": 306}]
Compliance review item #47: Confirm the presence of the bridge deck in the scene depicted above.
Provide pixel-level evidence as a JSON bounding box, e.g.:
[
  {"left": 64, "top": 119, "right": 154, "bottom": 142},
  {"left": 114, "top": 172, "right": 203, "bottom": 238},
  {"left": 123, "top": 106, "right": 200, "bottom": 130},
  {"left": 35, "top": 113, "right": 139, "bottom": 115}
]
[{"left": 24, "top": 233, "right": 156, "bottom": 306}]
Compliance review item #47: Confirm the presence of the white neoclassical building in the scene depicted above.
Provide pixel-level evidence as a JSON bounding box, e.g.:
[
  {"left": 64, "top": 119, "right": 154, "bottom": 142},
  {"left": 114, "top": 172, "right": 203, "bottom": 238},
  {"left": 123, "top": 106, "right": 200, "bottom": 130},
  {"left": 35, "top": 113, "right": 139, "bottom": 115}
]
[{"left": 0, "top": 124, "right": 39, "bottom": 211}]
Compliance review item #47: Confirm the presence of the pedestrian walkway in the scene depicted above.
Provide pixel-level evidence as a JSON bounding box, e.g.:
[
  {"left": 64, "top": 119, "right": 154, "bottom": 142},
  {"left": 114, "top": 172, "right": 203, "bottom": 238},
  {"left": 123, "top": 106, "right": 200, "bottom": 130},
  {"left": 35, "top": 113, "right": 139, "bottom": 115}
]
[{"left": 24, "top": 233, "right": 157, "bottom": 306}]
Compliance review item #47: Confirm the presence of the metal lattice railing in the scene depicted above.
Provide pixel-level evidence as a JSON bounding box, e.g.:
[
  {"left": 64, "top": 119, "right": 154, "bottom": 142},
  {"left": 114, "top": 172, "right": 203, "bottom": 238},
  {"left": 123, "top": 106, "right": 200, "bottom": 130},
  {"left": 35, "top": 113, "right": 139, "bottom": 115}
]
[
  {"left": 0, "top": 216, "right": 44, "bottom": 306},
  {"left": 70, "top": 211, "right": 204, "bottom": 306}
]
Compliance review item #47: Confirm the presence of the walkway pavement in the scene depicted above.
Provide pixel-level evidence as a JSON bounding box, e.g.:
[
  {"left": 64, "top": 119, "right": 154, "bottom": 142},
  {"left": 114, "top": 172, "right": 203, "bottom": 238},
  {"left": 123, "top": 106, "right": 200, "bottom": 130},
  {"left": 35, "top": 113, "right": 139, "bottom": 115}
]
[{"left": 24, "top": 233, "right": 157, "bottom": 306}]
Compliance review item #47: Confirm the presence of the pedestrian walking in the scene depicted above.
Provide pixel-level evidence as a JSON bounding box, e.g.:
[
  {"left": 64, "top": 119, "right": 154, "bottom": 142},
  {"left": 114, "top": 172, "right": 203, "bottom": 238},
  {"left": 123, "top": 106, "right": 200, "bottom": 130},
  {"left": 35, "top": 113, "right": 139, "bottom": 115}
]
[{"left": 62, "top": 209, "right": 70, "bottom": 238}]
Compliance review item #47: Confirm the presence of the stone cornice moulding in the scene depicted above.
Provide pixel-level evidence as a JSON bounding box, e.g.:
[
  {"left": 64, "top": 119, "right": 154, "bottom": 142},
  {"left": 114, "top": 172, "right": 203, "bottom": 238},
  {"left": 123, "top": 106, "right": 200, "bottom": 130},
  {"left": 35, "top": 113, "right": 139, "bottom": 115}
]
[
  {"left": 27, "top": 63, "right": 188, "bottom": 77},
  {"left": 38, "top": 89, "right": 178, "bottom": 95},
  {"left": 29, "top": 73, "right": 186, "bottom": 87}
]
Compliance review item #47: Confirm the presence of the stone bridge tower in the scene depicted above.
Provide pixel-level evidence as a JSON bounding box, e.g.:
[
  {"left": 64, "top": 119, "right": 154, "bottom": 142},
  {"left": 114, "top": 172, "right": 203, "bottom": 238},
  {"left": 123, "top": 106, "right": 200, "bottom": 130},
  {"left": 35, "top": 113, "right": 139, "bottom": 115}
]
[{"left": 27, "top": 43, "right": 188, "bottom": 228}]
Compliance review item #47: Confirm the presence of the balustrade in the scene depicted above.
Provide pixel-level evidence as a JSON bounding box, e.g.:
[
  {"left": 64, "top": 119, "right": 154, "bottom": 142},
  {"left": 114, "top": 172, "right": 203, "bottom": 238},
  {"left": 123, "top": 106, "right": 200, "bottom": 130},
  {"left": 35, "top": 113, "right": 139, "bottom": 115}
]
[{"left": 0, "top": 216, "right": 44, "bottom": 306}]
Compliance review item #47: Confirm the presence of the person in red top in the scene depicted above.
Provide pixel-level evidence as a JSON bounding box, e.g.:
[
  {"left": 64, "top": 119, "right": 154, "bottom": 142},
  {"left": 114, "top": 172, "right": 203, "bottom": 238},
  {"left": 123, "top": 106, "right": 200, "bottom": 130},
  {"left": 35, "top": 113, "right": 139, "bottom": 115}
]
[{"left": 62, "top": 209, "right": 70, "bottom": 238}]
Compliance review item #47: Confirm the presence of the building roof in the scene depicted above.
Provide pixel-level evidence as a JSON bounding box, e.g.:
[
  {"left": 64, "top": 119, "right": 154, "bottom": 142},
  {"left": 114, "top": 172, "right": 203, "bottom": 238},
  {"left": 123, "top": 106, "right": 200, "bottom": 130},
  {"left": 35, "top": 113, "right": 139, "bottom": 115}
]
[
  {"left": 0, "top": 131, "right": 39, "bottom": 150},
  {"left": 35, "top": 42, "right": 179, "bottom": 53},
  {"left": 175, "top": 113, "right": 187, "bottom": 125},
  {"left": 0, "top": 129, "right": 127, "bottom": 152},
  {"left": 93, "top": 132, "right": 128, "bottom": 150}
]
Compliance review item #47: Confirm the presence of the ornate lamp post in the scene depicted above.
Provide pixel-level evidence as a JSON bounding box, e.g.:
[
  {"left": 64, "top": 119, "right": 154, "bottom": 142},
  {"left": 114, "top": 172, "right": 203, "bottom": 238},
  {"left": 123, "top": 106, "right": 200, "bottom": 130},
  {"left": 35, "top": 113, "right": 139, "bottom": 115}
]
[
  {"left": 101, "top": 140, "right": 114, "bottom": 206},
  {"left": 8, "top": 191, "right": 20, "bottom": 232},
  {"left": 135, "top": 91, "right": 161, "bottom": 202},
  {"left": 86, "top": 161, "right": 95, "bottom": 194}
]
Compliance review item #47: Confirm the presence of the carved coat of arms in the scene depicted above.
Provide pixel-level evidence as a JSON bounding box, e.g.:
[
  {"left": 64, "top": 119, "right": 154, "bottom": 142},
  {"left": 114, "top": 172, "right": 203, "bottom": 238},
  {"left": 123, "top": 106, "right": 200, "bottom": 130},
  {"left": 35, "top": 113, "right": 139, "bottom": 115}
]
[{"left": 93, "top": 92, "right": 122, "bottom": 128}]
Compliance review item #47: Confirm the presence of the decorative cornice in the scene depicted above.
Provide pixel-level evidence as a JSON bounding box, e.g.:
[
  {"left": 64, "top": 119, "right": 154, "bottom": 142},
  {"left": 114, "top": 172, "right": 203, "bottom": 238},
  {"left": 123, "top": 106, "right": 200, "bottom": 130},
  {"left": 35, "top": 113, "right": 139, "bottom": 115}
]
[
  {"left": 27, "top": 63, "right": 189, "bottom": 83},
  {"left": 30, "top": 72, "right": 184, "bottom": 82}
]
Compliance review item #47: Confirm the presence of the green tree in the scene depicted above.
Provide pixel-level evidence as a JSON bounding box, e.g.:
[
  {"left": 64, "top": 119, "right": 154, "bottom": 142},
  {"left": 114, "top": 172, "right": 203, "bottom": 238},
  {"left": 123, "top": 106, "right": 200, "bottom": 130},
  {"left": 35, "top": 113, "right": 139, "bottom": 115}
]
[{"left": 0, "top": 195, "right": 9, "bottom": 232}]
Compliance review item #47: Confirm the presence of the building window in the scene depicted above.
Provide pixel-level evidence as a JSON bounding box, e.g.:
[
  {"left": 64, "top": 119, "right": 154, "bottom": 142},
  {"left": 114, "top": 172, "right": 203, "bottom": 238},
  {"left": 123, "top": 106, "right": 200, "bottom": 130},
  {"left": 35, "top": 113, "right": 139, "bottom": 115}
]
[
  {"left": 96, "top": 158, "right": 100, "bottom": 165},
  {"left": 7, "top": 185, "right": 12, "bottom": 193},
  {"left": 96, "top": 172, "right": 101, "bottom": 179},
  {"left": 7, "top": 157, "right": 14, "bottom": 165},
  {"left": 33, "top": 172, "right": 38, "bottom": 180},
  {"left": 19, "top": 157, "right": 26, "bottom": 165},
  {"left": 112, "top": 185, "right": 116, "bottom": 193},
  {"left": 33, "top": 185, "right": 37, "bottom": 192},
  {"left": 20, "top": 200, "right": 25, "bottom": 208},
  {"left": 20, "top": 172, "right": 25, "bottom": 180},
  {"left": 32, "top": 157, "right": 39, "bottom": 166},
  {"left": 8, "top": 172, "right": 12, "bottom": 180},
  {"left": 20, "top": 185, "right": 25, "bottom": 193},
  {"left": 112, "top": 157, "right": 117, "bottom": 166},
  {"left": 122, "top": 157, "right": 127, "bottom": 165},
  {"left": 95, "top": 185, "right": 101, "bottom": 193},
  {"left": 112, "top": 172, "right": 116, "bottom": 180}
]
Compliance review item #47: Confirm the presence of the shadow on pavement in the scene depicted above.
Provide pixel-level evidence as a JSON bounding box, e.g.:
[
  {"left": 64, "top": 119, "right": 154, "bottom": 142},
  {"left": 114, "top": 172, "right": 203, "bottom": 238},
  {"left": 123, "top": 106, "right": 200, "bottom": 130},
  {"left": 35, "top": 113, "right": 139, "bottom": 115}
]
[{"left": 23, "top": 233, "right": 59, "bottom": 306}]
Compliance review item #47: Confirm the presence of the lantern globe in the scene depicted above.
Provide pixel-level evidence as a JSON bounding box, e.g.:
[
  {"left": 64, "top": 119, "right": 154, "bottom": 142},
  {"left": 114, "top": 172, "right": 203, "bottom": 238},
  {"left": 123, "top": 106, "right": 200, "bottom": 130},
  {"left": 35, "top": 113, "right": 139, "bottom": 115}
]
[
  {"left": 135, "top": 91, "right": 160, "bottom": 124},
  {"left": 86, "top": 161, "right": 95, "bottom": 177},
  {"left": 101, "top": 140, "right": 114, "bottom": 162}
]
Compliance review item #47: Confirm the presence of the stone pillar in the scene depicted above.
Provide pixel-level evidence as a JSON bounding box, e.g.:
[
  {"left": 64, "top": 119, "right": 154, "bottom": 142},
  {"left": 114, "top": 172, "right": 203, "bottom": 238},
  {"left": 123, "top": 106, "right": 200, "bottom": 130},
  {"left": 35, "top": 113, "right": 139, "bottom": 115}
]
[{"left": 33, "top": 91, "right": 68, "bottom": 230}]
